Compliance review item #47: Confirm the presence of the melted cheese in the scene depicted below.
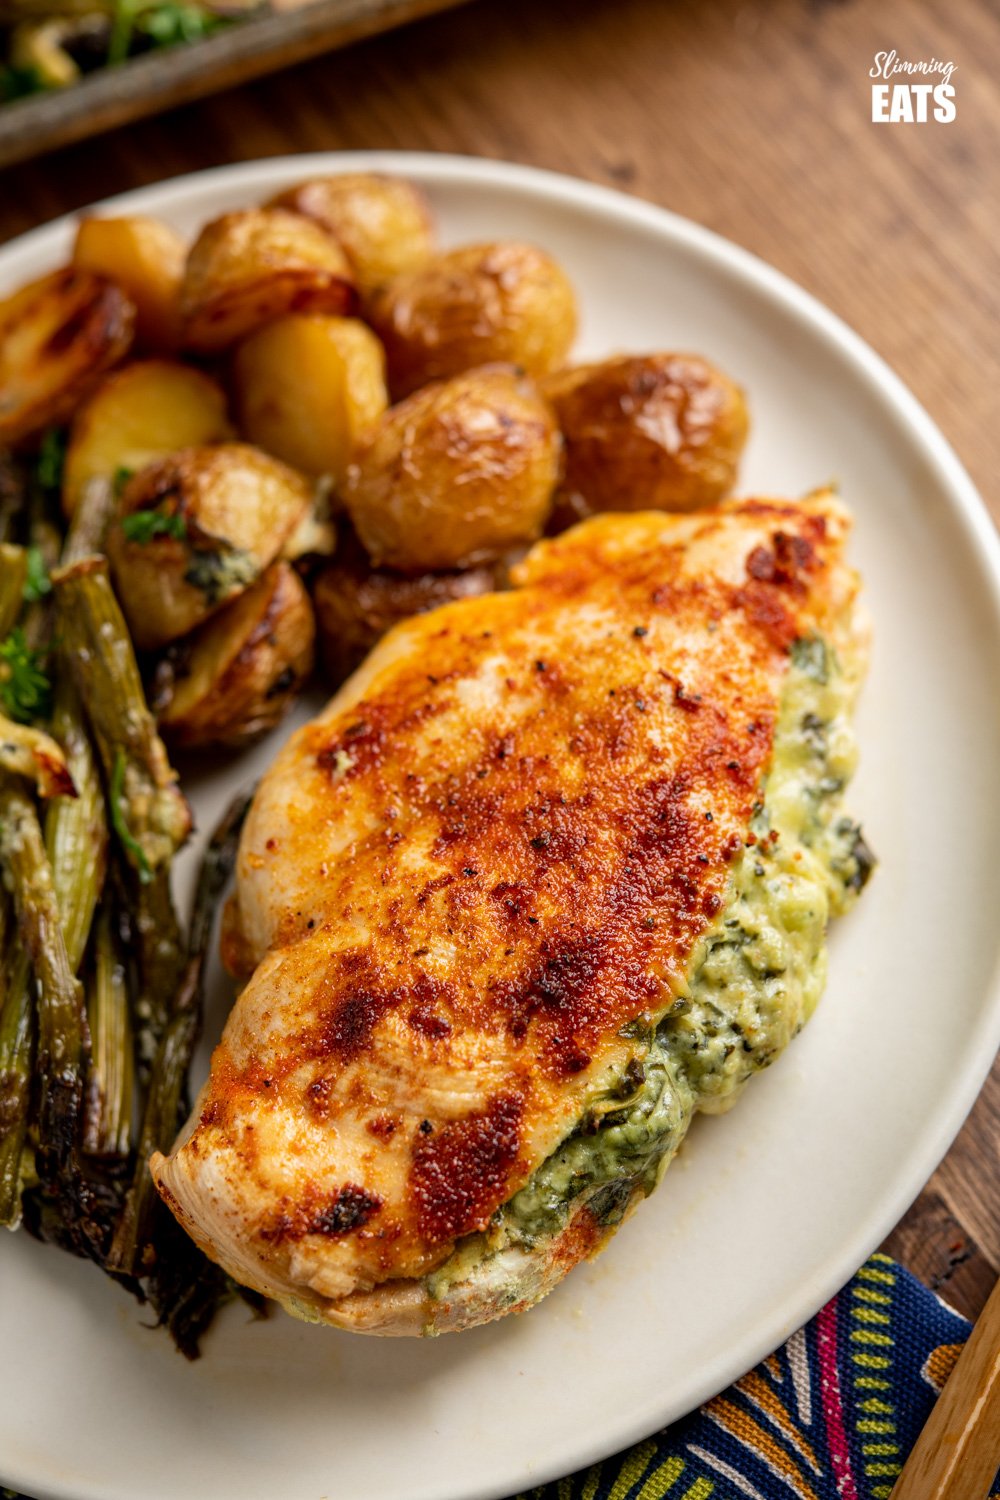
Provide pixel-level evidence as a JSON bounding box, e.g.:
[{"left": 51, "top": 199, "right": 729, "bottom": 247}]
[{"left": 439, "top": 626, "right": 870, "bottom": 1289}]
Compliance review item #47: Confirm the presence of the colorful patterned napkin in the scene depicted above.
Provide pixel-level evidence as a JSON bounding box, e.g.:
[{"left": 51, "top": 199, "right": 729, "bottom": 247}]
[
  {"left": 2, "top": 1252, "right": 996, "bottom": 1500},
  {"left": 509, "top": 1252, "right": 997, "bottom": 1500}
]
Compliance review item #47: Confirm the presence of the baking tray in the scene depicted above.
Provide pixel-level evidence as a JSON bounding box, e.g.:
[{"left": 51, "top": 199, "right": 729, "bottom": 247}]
[{"left": 0, "top": 0, "right": 473, "bottom": 168}]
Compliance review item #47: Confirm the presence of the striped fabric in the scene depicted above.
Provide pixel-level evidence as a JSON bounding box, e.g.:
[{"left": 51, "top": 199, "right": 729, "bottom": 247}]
[{"left": 511, "top": 1254, "right": 1000, "bottom": 1500}]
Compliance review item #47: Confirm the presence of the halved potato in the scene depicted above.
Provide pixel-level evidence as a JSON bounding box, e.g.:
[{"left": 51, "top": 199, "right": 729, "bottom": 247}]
[
  {"left": 344, "top": 364, "right": 560, "bottom": 572},
  {"left": 157, "top": 561, "right": 315, "bottom": 749},
  {"left": 367, "top": 242, "right": 577, "bottom": 399},
  {"left": 313, "top": 533, "right": 501, "bottom": 687},
  {"left": 73, "top": 215, "right": 186, "bottom": 353},
  {"left": 268, "top": 174, "right": 435, "bottom": 299},
  {"left": 62, "top": 360, "right": 234, "bottom": 516},
  {"left": 0, "top": 268, "right": 135, "bottom": 446},
  {"left": 233, "top": 315, "right": 387, "bottom": 481},
  {"left": 543, "top": 352, "right": 749, "bottom": 522},
  {"left": 179, "top": 209, "right": 358, "bottom": 353},
  {"left": 107, "top": 443, "right": 315, "bottom": 649}
]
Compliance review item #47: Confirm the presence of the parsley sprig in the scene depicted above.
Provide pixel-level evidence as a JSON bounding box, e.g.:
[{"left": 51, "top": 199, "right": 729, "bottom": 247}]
[
  {"left": 121, "top": 506, "right": 188, "bottom": 544},
  {"left": 0, "top": 629, "right": 52, "bottom": 724}
]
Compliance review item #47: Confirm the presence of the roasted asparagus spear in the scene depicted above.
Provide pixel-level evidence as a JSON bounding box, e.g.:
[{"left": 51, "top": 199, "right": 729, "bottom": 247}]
[
  {"left": 45, "top": 679, "right": 107, "bottom": 973},
  {"left": 0, "top": 910, "right": 32, "bottom": 1228},
  {"left": 52, "top": 558, "right": 189, "bottom": 1063},
  {"left": 52, "top": 558, "right": 191, "bottom": 874},
  {"left": 109, "top": 788, "right": 251, "bottom": 1278},
  {"left": 0, "top": 780, "right": 105, "bottom": 1249},
  {"left": 83, "top": 906, "right": 133, "bottom": 1163}
]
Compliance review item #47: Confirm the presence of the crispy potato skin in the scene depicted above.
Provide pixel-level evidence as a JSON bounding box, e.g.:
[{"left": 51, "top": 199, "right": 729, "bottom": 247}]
[
  {"left": 268, "top": 174, "right": 435, "bottom": 300},
  {"left": 367, "top": 242, "right": 577, "bottom": 399},
  {"left": 73, "top": 215, "right": 186, "bottom": 353},
  {"left": 63, "top": 359, "right": 233, "bottom": 516},
  {"left": 158, "top": 561, "right": 315, "bottom": 749},
  {"left": 234, "top": 315, "right": 387, "bottom": 482},
  {"left": 313, "top": 535, "right": 502, "bottom": 687},
  {"left": 0, "top": 268, "right": 135, "bottom": 446},
  {"left": 344, "top": 365, "right": 560, "bottom": 572},
  {"left": 543, "top": 353, "right": 749, "bottom": 524},
  {"left": 179, "top": 209, "right": 358, "bottom": 354},
  {"left": 107, "top": 442, "right": 314, "bottom": 649}
]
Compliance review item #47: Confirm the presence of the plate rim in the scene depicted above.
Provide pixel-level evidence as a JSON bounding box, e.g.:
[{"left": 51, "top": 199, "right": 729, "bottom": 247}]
[{"left": 3, "top": 150, "right": 1000, "bottom": 1500}]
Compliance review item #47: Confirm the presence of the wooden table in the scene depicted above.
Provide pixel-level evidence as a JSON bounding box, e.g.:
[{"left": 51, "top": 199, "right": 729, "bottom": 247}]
[{"left": 2, "top": 0, "right": 998, "bottom": 1320}]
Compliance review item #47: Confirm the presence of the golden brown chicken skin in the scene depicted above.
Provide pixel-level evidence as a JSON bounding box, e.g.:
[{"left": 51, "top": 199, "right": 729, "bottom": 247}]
[{"left": 152, "top": 491, "right": 860, "bottom": 1332}]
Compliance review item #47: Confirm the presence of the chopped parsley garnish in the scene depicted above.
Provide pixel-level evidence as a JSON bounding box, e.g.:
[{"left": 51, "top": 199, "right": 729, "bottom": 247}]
[
  {"left": 110, "top": 748, "right": 152, "bottom": 883},
  {"left": 23, "top": 547, "right": 52, "bottom": 604},
  {"left": 0, "top": 629, "right": 52, "bottom": 724},
  {"left": 121, "top": 506, "right": 188, "bottom": 544}
]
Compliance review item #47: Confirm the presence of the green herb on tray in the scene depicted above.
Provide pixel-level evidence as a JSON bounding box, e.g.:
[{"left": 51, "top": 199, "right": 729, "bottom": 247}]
[{"left": 2, "top": 0, "right": 242, "bottom": 104}]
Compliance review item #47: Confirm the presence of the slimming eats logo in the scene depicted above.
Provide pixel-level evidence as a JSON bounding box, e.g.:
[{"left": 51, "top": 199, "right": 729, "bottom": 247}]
[{"left": 871, "top": 50, "right": 956, "bottom": 123}]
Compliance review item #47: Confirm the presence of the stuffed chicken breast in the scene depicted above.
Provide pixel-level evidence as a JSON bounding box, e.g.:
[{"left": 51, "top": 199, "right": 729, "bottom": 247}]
[{"left": 152, "top": 490, "right": 871, "bottom": 1334}]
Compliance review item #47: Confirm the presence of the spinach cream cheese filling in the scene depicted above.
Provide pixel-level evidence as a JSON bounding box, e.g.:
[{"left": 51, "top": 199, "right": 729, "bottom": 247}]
[{"left": 427, "top": 633, "right": 872, "bottom": 1299}]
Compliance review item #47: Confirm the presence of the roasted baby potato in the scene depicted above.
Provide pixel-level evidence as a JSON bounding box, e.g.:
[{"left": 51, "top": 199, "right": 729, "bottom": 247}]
[
  {"left": 179, "top": 208, "right": 358, "bottom": 354},
  {"left": 156, "top": 561, "right": 315, "bottom": 749},
  {"left": 233, "top": 314, "right": 387, "bottom": 482},
  {"left": 0, "top": 268, "right": 135, "bottom": 446},
  {"left": 73, "top": 215, "right": 186, "bottom": 353},
  {"left": 268, "top": 174, "right": 434, "bottom": 300},
  {"left": 367, "top": 242, "right": 577, "bottom": 399},
  {"left": 544, "top": 353, "right": 749, "bottom": 523},
  {"left": 344, "top": 365, "right": 560, "bottom": 572},
  {"left": 313, "top": 533, "right": 501, "bottom": 686},
  {"left": 107, "top": 442, "right": 315, "bottom": 649},
  {"left": 63, "top": 360, "right": 233, "bottom": 516}
]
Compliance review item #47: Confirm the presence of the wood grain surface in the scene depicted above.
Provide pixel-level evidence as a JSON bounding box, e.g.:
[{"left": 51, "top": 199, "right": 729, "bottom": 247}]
[{"left": 1, "top": 0, "right": 997, "bottom": 1319}]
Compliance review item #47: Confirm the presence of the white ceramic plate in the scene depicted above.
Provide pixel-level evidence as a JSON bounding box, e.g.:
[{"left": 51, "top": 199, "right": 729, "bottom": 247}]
[{"left": 3, "top": 153, "right": 1000, "bottom": 1500}]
